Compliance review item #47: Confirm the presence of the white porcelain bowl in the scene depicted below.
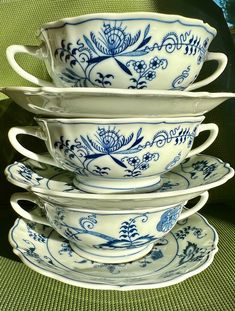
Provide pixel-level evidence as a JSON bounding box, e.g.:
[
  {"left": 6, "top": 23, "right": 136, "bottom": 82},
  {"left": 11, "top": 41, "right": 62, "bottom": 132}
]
[
  {"left": 6, "top": 12, "right": 227, "bottom": 90},
  {"left": 8, "top": 116, "right": 218, "bottom": 193},
  {"left": 10, "top": 191, "right": 209, "bottom": 264}
]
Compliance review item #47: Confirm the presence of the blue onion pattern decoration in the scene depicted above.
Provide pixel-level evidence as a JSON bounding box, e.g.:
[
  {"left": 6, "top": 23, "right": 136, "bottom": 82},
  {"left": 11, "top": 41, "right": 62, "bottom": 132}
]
[
  {"left": 54, "top": 21, "right": 209, "bottom": 89},
  {"left": 53, "top": 125, "right": 196, "bottom": 178},
  {"left": 157, "top": 206, "right": 182, "bottom": 232},
  {"left": 180, "top": 159, "right": 218, "bottom": 180},
  {"left": 49, "top": 207, "right": 185, "bottom": 251},
  {"left": 10, "top": 211, "right": 217, "bottom": 286}
]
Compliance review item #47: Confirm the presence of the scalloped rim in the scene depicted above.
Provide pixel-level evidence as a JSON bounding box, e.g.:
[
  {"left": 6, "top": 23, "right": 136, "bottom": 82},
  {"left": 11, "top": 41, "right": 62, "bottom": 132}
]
[
  {"left": 38, "top": 12, "right": 216, "bottom": 36},
  {"left": 4, "top": 154, "right": 234, "bottom": 201}
]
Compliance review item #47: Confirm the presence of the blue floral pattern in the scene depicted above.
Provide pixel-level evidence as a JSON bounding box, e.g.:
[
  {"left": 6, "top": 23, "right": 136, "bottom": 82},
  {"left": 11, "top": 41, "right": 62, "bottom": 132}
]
[
  {"left": 18, "top": 164, "right": 44, "bottom": 186},
  {"left": 178, "top": 241, "right": 210, "bottom": 265},
  {"left": 50, "top": 207, "right": 164, "bottom": 250},
  {"left": 6, "top": 155, "right": 232, "bottom": 207},
  {"left": 156, "top": 206, "right": 182, "bottom": 232},
  {"left": 53, "top": 125, "right": 196, "bottom": 178},
  {"left": 9, "top": 212, "right": 218, "bottom": 289},
  {"left": 54, "top": 21, "right": 209, "bottom": 89},
  {"left": 181, "top": 159, "right": 218, "bottom": 180}
]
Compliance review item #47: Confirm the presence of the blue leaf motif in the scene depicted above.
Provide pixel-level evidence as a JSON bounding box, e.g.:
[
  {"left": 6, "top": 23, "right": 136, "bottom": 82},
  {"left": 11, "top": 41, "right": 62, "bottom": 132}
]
[
  {"left": 85, "top": 153, "right": 106, "bottom": 160},
  {"left": 115, "top": 58, "right": 133, "bottom": 75},
  {"left": 135, "top": 36, "right": 152, "bottom": 50},
  {"left": 144, "top": 24, "right": 150, "bottom": 38},
  {"left": 121, "top": 50, "right": 150, "bottom": 57},
  {"left": 88, "top": 55, "right": 110, "bottom": 64},
  {"left": 127, "top": 136, "right": 144, "bottom": 150},
  {"left": 83, "top": 35, "right": 97, "bottom": 54},
  {"left": 80, "top": 136, "right": 93, "bottom": 152},
  {"left": 61, "top": 40, "right": 65, "bottom": 49},
  {"left": 110, "top": 155, "right": 127, "bottom": 168}
]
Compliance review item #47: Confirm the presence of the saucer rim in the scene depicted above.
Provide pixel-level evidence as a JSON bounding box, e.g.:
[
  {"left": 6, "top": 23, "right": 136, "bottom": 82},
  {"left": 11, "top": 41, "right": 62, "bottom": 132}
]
[
  {"left": 5, "top": 154, "right": 234, "bottom": 201},
  {"left": 8, "top": 211, "right": 219, "bottom": 291},
  {"left": 2, "top": 87, "right": 234, "bottom": 119},
  {"left": 2, "top": 85, "right": 235, "bottom": 98}
]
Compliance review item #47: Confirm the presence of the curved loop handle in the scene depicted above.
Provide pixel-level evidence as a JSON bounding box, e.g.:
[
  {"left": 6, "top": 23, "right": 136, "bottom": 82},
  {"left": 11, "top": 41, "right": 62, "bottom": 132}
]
[
  {"left": 8, "top": 126, "right": 58, "bottom": 166},
  {"left": 6, "top": 44, "right": 54, "bottom": 87},
  {"left": 178, "top": 191, "right": 209, "bottom": 220},
  {"left": 10, "top": 192, "right": 50, "bottom": 226},
  {"left": 187, "top": 123, "right": 218, "bottom": 158},
  {"left": 186, "top": 52, "right": 228, "bottom": 91}
]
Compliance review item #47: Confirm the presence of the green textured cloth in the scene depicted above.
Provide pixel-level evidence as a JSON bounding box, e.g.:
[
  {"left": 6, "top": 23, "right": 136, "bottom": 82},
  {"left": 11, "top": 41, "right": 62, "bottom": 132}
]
[
  {"left": 0, "top": 1, "right": 235, "bottom": 310},
  {"left": 0, "top": 214, "right": 234, "bottom": 311}
]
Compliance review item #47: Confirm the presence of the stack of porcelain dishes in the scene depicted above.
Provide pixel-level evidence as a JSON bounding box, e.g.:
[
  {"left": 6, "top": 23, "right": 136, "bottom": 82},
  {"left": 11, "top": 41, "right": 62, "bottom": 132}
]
[{"left": 3, "top": 12, "right": 235, "bottom": 290}]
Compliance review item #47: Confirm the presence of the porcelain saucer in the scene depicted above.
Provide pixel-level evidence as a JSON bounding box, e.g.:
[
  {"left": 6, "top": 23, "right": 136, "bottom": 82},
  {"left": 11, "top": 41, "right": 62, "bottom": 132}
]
[
  {"left": 9, "top": 209, "right": 218, "bottom": 290},
  {"left": 1, "top": 86, "right": 234, "bottom": 118},
  {"left": 5, "top": 154, "right": 234, "bottom": 208}
]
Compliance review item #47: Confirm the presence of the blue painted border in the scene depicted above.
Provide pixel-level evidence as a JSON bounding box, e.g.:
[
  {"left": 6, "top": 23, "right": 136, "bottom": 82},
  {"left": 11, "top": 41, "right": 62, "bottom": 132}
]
[{"left": 41, "top": 17, "right": 216, "bottom": 37}]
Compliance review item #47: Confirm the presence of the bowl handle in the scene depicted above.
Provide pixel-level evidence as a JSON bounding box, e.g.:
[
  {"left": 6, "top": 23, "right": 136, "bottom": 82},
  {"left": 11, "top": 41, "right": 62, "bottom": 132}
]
[
  {"left": 10, "top": 192, "right": 50, "bottom": 226},
  {"left": 178, "top": 191, "right": 209, "bottom": 220},
  {"left": 6, "top": 44, "right": 54, "bottom": 87},
  {"left": 187, "top": 123, "right": 218, "bottom": 158},
  {"left": 8, "top": 126, "right": 58, "bottom": 167},
  {"left": 185, "top": 52, "right": 227, "bottom": 91}
]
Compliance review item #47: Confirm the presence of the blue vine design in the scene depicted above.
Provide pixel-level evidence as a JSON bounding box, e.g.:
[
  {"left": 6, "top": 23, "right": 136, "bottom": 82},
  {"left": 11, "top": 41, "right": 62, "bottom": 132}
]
[
  {"left": 53, "top": 125, "right": 196, "bottom": 177},
  {"left": 53, "top": 208, "right": 157, "bottom": 250},
  {"left": 54, "top": 21, "right": 209, "bottom": 88},
  {"left": 180, "top": 159, "right": 218, "bottom": 180}
]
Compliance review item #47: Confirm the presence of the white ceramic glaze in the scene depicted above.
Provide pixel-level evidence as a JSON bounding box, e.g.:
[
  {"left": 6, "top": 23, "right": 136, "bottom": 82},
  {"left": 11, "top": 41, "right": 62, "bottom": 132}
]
[
  {"left": 8, "top": 116, "right": 218, "bottom": 193},
  {"left": 5, "top": 154, "right": 234, "bottom": 209},
  {"left": 6, "top": 12, "right": 227, "bottom": 90},
  {"left": 10, "top": 191, "right": 208, "bottom": 264},
  {"left": 9, "top": 210, "right": 218, "bottom": 290},
  {"left": 1, "top": 86, "right": 235, "bottom": 118}
]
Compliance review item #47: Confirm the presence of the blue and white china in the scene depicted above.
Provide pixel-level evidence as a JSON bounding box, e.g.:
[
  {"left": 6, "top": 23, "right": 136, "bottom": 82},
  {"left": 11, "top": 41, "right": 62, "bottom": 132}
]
[
  {"left": 6, "top": 12, "right": 227, "bottom": 90},
  {"left": 5, "top": 154, "right": 234, "bottom": 209},
  {"left": 9, "top": 210, "right": 218, "bottom": 290},
  {"left": 1, "top": 86, "right": 235, "bottom": 118},
  {"left": 8, "top": 116, "right": 218, "bottom": 193},
  {"left": 10, "top": 191, "right": 208, "bottom": 263}
]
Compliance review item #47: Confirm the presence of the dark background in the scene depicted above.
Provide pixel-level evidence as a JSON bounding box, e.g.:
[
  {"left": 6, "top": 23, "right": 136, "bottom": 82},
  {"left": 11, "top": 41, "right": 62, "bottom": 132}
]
[{"left": 0, "top": 0, "right": 235, "bottom": 261}]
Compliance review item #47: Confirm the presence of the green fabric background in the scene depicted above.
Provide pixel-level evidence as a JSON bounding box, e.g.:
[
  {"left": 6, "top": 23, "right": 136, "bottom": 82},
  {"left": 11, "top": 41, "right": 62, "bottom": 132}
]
[{"left": 0, "top": 1, "right": 235, "bottom": 310}]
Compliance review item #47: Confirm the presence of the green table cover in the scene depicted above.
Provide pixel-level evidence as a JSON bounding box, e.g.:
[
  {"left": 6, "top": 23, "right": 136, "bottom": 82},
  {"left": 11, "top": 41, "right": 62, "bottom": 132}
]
[{"left": 0, "top": 213, "right": 234, "bottom": 311}]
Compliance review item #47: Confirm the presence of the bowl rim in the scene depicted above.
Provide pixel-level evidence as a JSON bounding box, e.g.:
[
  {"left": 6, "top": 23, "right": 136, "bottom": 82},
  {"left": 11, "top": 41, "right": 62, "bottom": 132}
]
[
  {"left": 38, "top": 11, "right": 216, "bottom": 36},
  {"left": 35, "top": 115, "right": 205, "bottom": 123},
  {"left": 42, "top": 196, "right": 188, "bottom": 213}
]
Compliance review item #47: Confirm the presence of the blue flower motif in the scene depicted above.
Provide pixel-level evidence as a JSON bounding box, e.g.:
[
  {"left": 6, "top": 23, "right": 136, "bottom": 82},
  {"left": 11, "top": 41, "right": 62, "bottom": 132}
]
[
  {"left": 191, "top": 160, "right": 217, "bottom": 180},
  {"left": 128, "top": 156, "right": 140, "bottom": 166},
  {"left": 145, "top": 71, "right": 156, "bottom": 81},
  {"left": 93, "top": 127, "right": 133, "bottom": 154},
  {"left": 19, "top": 166, "right": 33, "bottom": 181},
  {"left": 149, "top": 57, "right": 161, "bottom": 70},
  {"left": 150, "top": 249, "right": 163, "bottom": 261},
  {"left": 143, "top": 152, "right": 154, "bottom": 162},
  {"left": 139, "top": 162, "right": 149, "bottom": 170},
  {"left": 134, "top": 60, "right": 147, "bottom": 73},
  {"left": 90, "top": 22, "right": 141, "bottom": 57},
  {"left": 157, "top": 207, "right": 181, "bottom": 233},
  {"left": 179, "top": 241, "right": 207, "bottom": 265}
]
